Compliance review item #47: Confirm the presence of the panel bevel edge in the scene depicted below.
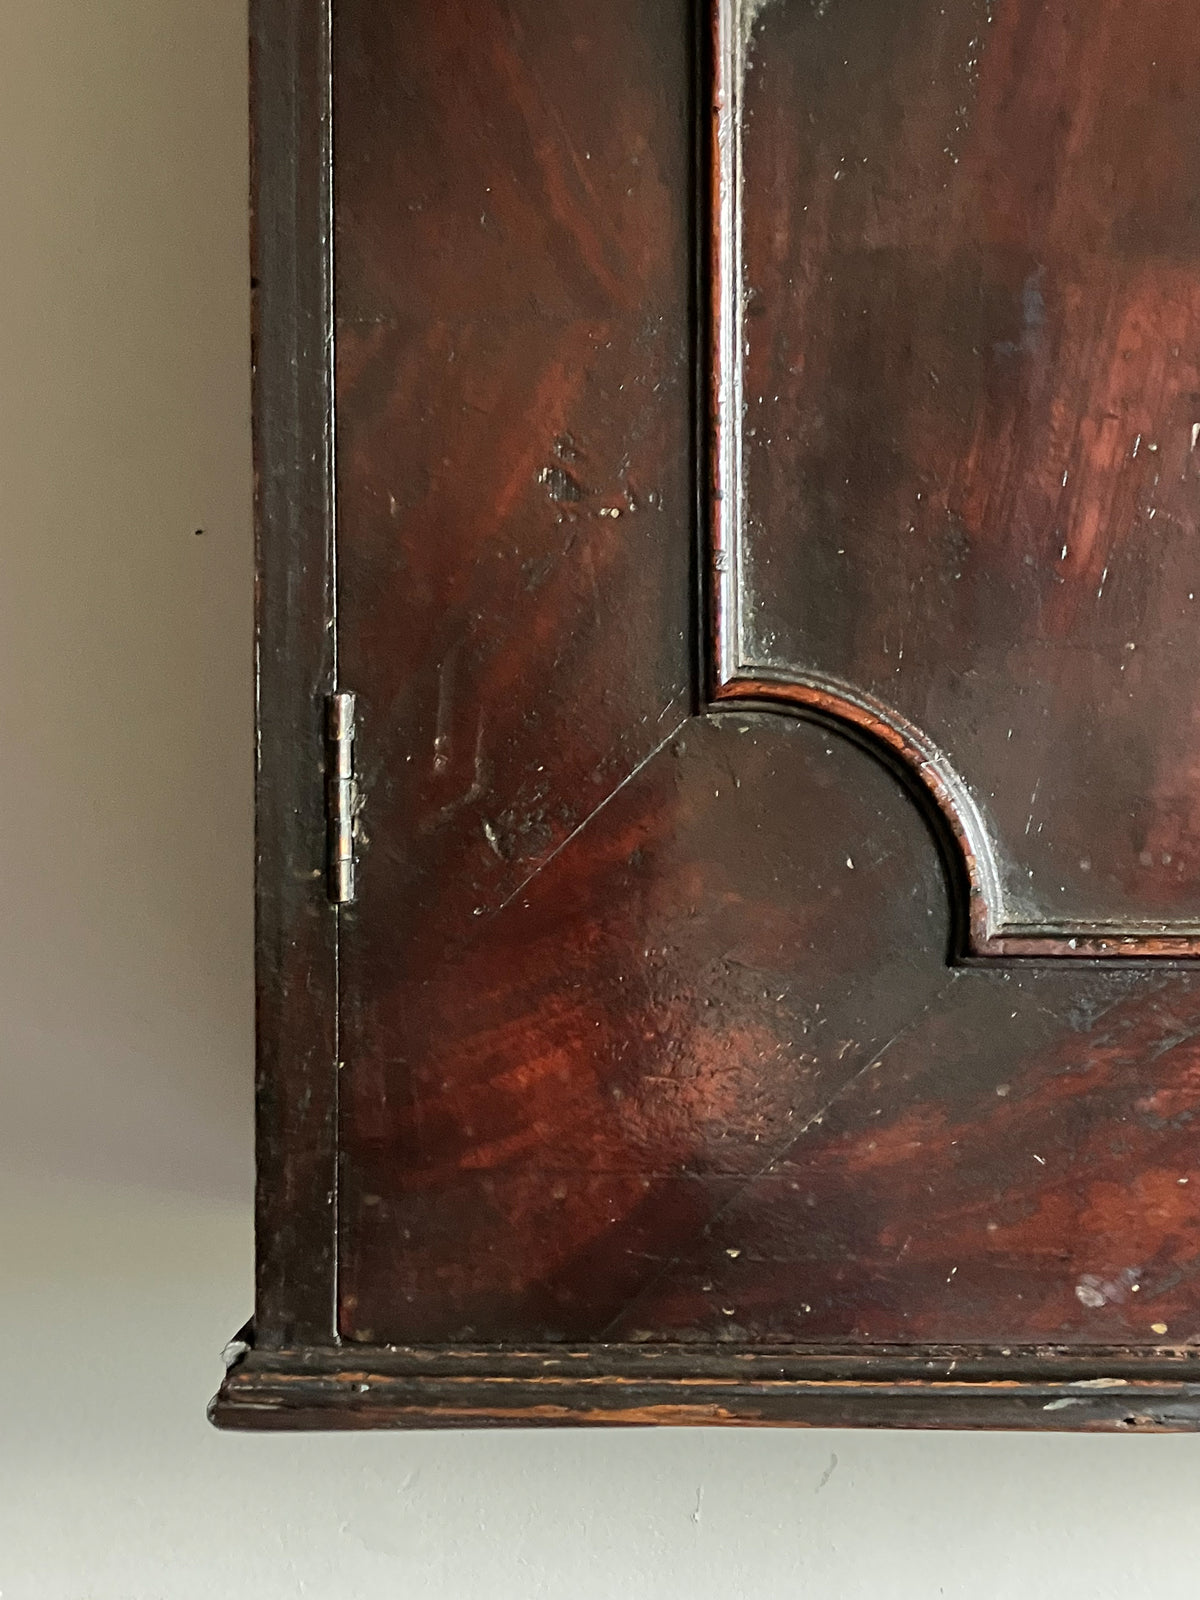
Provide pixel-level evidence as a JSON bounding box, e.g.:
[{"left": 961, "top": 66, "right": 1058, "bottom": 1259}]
[{"left": 704, "top": 0, "right": 1200, "bottom": 962}]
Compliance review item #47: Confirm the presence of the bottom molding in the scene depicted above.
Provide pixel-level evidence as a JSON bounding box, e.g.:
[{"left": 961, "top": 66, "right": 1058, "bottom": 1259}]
[{"left": 210, "top": 1339, "right": 1200, "bottom": 1432}]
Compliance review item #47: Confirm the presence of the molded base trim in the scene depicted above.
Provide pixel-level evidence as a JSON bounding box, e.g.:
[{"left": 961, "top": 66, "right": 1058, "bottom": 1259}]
[{"left": 210, "top": 1338, "right": 1200, "bottom": 1432}]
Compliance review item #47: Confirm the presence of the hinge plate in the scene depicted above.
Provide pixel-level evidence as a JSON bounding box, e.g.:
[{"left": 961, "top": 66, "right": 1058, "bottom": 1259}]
[{"left": 325, "top": 691, "right": 357, "bottom": 904}]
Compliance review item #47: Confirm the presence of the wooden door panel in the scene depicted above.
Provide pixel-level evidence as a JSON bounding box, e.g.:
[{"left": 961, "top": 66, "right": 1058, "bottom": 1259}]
[
  {"left": 334, "top": 0, "right": 699, "bottom": 1336},
  {"left": 213, "top": 0, "right": 1200, "bottom": 1430},
  {"left": 339, "top": 713, "right": 954, "bottom": 1344},
  {"left": 340, "top": 707, "right": 1200, "bottom": 1350},
  {"left": 716, "top": 0, "right": 1200, "bottom": 956}
]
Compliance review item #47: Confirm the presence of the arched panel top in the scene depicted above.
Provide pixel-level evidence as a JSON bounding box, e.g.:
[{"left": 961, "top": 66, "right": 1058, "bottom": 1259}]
[{"left": 710, "top": 0, "right": 1200, "bottom": 958}]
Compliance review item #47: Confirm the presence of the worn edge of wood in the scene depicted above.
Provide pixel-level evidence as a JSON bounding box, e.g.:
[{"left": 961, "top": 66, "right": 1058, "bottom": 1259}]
[
  {"left": 705, "top": 0, "right": 1200, "bottom": 961},
  {"left": 248, "top": 0, "right": 340, "bottom": 1350},
  {"left": 210, "top": 1342, "right": 1200, "bottom": 1432}
]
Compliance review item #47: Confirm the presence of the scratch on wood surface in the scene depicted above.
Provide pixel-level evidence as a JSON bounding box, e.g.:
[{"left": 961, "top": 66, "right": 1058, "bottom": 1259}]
[
  {"left": 485, "top": 722, "right": 688, "bottom": 917},
  {"left": 594, "top": 975, "right": 961, "bottom": 1340}
]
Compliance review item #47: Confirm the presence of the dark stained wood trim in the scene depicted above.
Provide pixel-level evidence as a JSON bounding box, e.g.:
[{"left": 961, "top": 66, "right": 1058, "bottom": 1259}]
[
  {"left": 249, "top": 0, "right": 340, "bottom": 1349},
  {"left": 707, "top": 1, "right": 1200, "bottom": 962},
  {"left": 712, "top": 681, "right": 995, "bottom": 961},
  {"left": 212, "top": 1342, "right": 1200, "bottom": 1432}
]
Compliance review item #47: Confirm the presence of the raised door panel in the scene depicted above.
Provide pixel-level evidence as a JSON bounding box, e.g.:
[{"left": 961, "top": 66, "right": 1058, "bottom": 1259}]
[{"left": 716, "top": 0, "right": 1200, "bottom": 956}]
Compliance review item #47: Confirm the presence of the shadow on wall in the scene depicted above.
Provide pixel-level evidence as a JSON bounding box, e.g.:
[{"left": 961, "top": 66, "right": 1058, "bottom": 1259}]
[{"left": 0, "top": 0, "right": 255, "bottom": 1204}]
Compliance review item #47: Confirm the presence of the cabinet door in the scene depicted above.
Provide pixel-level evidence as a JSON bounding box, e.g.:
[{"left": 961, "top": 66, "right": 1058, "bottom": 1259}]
[{"left": 214, "top": 0, "right": 1200, "bottom": 1430}]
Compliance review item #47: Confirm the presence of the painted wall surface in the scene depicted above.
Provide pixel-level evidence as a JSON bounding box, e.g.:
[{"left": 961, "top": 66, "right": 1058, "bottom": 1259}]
[{"left": 2, "top": 4, "right": 1199, "bottom": 1596}]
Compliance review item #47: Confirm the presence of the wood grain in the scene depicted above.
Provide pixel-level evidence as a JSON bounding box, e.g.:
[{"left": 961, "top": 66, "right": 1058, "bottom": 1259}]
[
  {"left": 717, "top": 0, "right": 1200, "bottom": 955},
  {"left": 215, "top": 0, "right": 1200, "bottom": 1430}
]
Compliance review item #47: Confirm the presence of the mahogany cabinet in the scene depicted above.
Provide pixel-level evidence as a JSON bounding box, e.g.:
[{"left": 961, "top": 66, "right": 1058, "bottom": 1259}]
[{"left": 211, "top": 0, "right": 1200, "bottom": 1430}]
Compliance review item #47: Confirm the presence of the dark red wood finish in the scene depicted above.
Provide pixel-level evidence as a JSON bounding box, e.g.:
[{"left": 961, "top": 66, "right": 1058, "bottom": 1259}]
[
  {"left": 213, "top": 0, "right": 1200, "bottom": 1430},
  {"left": 717, "top": 0, "right": 1200, "bottom": 957}
]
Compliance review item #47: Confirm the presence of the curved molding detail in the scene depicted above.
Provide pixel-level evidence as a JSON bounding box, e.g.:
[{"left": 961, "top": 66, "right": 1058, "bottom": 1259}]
[
  {"left": 713, "top": 671, "right": 999, "bottom": 957},
  {"left": 713, "top": 672, "right": 1200, "bottom": 961}
]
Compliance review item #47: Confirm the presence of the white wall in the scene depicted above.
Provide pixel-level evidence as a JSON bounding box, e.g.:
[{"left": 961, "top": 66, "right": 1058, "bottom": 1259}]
[{"left": 2, "top": 3, "right": 1199, "bottom": 1596}]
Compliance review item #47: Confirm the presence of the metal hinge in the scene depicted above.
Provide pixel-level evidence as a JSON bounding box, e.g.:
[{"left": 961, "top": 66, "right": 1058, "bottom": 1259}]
[{"left": 325, "top": 691, "right": 357, "bottom": 904}]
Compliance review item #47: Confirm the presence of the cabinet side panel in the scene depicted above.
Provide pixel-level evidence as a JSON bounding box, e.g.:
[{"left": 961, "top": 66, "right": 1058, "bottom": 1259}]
[{"left": 251, "top": 0, "right": 339, "bottom": 1348}]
